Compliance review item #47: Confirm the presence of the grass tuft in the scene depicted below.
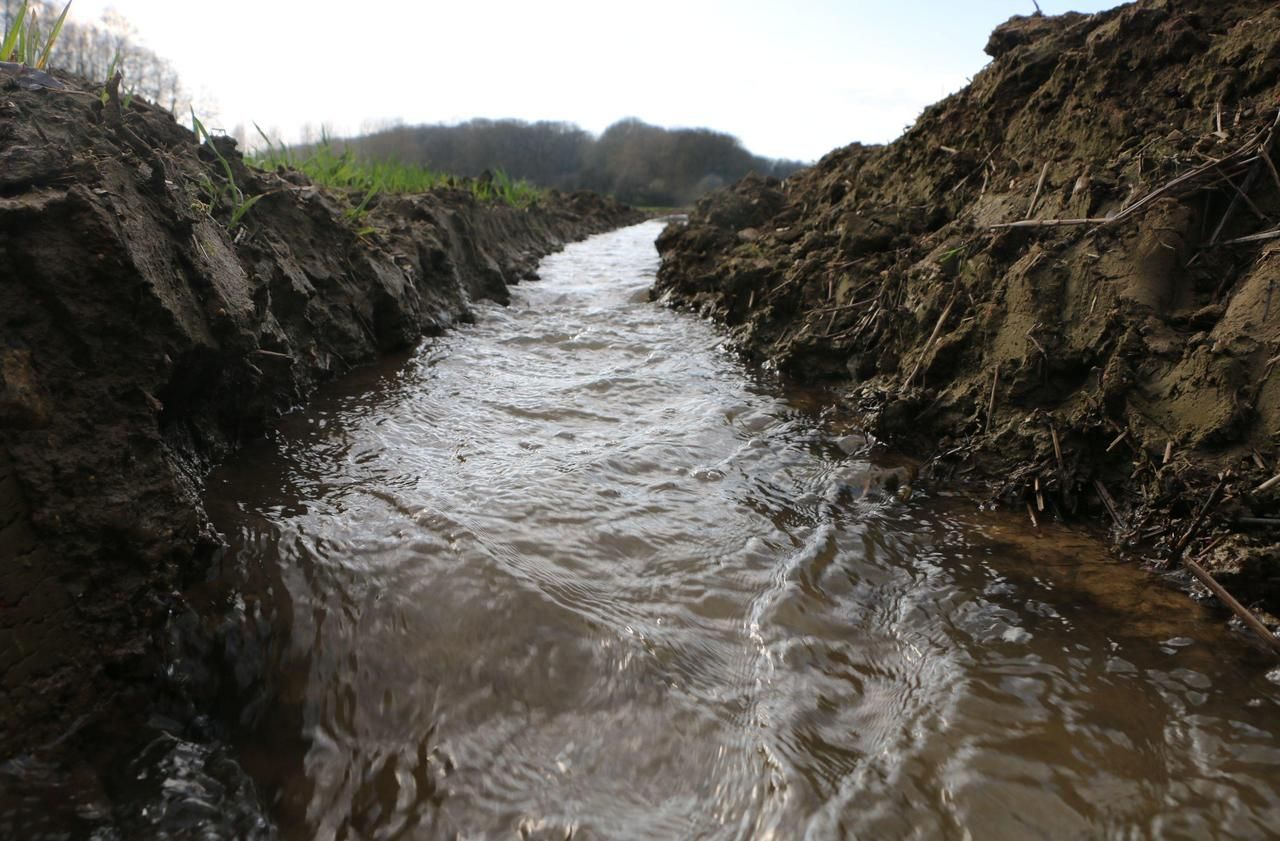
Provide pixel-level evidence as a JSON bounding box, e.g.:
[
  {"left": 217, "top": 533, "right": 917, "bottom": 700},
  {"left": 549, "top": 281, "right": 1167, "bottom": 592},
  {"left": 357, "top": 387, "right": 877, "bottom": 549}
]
[
  {"left": 2, "top": 0, "right": 73, "bottom": 68},
  {"left": 249, "top": 129, "right": 544, "bottom": 209},
  {"left": 192, "top": 110, "right": 266, "bottom": 229}
]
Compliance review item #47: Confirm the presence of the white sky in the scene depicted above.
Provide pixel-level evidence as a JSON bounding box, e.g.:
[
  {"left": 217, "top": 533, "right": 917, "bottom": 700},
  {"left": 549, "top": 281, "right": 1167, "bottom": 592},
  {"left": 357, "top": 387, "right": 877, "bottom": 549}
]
[{"left": 67, "top": 0, "right": 1126, "bottom": 161}]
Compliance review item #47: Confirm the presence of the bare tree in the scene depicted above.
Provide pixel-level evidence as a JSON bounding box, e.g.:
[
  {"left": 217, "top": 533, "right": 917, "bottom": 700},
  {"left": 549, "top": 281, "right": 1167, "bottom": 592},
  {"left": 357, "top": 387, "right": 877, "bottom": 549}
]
[{"left": 24, "top": 1, "right": 191, "bottom": 115}]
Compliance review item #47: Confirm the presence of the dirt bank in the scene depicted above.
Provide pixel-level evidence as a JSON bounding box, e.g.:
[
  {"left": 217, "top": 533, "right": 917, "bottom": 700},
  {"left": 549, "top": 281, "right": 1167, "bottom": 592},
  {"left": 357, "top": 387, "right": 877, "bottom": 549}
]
[
  {"left": 0, "top": 70, "right": 639, "bottom": 835},
  {"left": 655, "top": 1, "right": 1280, "bottom": 633}
]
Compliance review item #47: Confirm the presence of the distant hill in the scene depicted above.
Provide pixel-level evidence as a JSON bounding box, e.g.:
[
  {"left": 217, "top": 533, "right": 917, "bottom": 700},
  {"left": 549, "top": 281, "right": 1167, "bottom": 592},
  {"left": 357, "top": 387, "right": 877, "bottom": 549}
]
[{"left": 331, "top": 117, "right": 808, "bottom": 207}]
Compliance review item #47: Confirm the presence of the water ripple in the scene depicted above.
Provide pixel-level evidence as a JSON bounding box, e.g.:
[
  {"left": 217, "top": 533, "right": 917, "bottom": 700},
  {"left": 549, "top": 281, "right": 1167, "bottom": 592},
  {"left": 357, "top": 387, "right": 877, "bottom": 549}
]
[{"left": 205, "top": 221, "right": 1280, "bottom": 840}]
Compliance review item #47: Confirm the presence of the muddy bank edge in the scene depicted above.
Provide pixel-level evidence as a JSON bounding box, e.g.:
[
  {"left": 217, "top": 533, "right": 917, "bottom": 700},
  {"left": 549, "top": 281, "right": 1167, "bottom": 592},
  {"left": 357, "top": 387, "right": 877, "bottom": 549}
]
[
  {"left": 0, "top": 71, "right": 641, "bottom": 831},
  {"left": 654, "top": 1, "right": 1280, "bottom": 628}
]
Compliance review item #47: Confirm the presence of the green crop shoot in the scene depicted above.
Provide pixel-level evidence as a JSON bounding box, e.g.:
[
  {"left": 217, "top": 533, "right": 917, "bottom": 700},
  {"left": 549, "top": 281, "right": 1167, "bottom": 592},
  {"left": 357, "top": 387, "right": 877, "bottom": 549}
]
[
  {"left": 191, "top": 109, "right": 266, "bottom": 230},
  {"left": 247, "top": 132, "right": 545, "bottom": 209},
  {"left": 100, "top": 52, "right": 133, "bottom": 107},
  {"left": 36, "top": 1, "right": 70, "bottom": 68},
  {"left": 1, "top": 1, "right": 72, "bottom": 68},
  {"left": 0, "top": 2, "right": 28, "bottom": 61}
]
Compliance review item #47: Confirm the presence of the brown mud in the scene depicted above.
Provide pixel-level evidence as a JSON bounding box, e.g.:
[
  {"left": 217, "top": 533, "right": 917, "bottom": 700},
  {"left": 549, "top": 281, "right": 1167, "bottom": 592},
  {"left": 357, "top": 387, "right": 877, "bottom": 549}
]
[
  {"left": 655, "top": 1, "right": 1280, "bottom": 636},
  {"left": 0, "top": 71, "right": 639, "bottom": 835}
]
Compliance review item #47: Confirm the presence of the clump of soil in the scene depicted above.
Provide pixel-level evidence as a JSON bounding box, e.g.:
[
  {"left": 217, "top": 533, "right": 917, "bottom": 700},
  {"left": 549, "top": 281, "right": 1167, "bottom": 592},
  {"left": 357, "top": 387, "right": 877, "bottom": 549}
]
[
  {"left": 0, "top": 68, "right": 639, "bottom": 833},
  {"left": 655, "top": 1, "right": 1280, "bottom": 626}
]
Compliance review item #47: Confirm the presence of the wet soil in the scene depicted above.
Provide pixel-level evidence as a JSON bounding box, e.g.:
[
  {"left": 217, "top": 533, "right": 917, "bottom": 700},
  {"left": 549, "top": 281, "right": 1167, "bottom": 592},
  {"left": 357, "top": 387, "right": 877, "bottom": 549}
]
[
  {"left": 654, "top": 0, "right": 1280, "bottom": 628},
  {"left": 0, "top": 70, "right": 639, "bottom": 835}
]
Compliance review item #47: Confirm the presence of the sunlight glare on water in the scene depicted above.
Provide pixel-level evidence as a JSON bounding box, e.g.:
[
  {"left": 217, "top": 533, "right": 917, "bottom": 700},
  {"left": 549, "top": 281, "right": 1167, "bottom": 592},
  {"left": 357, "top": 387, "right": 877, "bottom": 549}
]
[{"left": 205, "top": 221, "right": 1280, "bottom": 840}]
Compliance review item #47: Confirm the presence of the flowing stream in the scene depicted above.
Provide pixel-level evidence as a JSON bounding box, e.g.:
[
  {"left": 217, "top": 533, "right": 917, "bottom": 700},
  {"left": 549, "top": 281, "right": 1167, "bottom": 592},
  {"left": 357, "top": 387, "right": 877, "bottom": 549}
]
[{"left": 205, "top": 220, "right": 1280, "bottom": 840}]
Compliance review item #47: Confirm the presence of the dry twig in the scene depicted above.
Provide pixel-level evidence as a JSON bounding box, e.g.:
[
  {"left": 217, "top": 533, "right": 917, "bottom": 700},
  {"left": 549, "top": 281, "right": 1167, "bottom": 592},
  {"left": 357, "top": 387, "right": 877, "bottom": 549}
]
[
  {"left": 985, "top": 363, "right": 1000, "bottom": 433},
  {"left": 1051, "top": 424, "right": 1065, "bottom": 478},
  {"left": 1217, "top": 227, "right": 1280, "bottom": 247},
  {"left": 1254, "top": 472, "right": 1280, "bottom": 494},
  {"left": 1026, "top": 162, "right": 1050, "bottom": 220},
  {"left": 1173, "top": 472, "right": 1230, "bottom": 560},
  {"left": 901, "top": 294, "right": 958, "bottom": 391},
  {"left": 1094, "top": 480, "right": 1123, "bottom": 528},
  {"left": 991, "top": 217, "right": 1106, "bottom": 229},
  {"left": 1184, "top": 558, "right": 1280, "bottom": 655}
]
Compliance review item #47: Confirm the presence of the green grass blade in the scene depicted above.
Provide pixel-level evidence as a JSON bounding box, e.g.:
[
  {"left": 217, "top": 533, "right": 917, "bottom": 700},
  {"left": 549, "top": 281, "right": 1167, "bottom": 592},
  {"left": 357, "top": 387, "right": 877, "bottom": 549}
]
[
  {"left": 345, "top": 185, "right": 379, "bottom": 221},
  {"left": 37, "top": 1, "right": 72, "bottom": 70},
  {"left": 215, "top": 152, "right": 237, "bottom": 193},
  {"left": 22, "top": 6, "right": 36, "bottom": 66},
  {"left": 190, "top": 109, "right": 207, "bottom": 142},
  {"left": 16, "top": 10, "right": 28, "bottom": 64},
  {"left": 229, "top": 193, "right": 265, "bottom": 227},
  {"left": 0, "top": 0, "right": 27, "bottom": 62},
  {"left": 252, "top": 121, "right": 282, "bottom": 161},
  {"left": 192, "top": 111, "right": 233, "bottom": 179}
]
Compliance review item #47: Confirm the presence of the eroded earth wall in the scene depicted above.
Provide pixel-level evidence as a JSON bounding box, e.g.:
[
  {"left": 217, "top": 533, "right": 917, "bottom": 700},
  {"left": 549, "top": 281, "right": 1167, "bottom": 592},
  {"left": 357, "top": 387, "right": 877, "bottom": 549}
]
[
  {"left": 0, "top": 70, "right": 639, "bottom": 806},
  {"left": 655, "top": 0, "right": 1280, "bottom": 612}
]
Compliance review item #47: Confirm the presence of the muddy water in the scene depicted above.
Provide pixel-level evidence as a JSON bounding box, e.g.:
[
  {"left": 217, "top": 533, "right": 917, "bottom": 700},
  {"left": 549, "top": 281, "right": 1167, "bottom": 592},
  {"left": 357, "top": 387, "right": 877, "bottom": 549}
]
[{"left": 205, "top": 221, "right": 1280, "bottom": 840}]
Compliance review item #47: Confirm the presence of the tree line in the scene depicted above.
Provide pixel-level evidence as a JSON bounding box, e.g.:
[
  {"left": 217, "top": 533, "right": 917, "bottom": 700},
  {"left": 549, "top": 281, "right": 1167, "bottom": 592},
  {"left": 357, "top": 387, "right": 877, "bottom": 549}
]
[
  {"left": 6, "top": 0, "right": 190, "bottom": 114},
  {"left": 4, "top": 3, "right": 804, "bottom": 206},
  {"left": 336, "top": 118, "right": 808, "bottom": 207}
]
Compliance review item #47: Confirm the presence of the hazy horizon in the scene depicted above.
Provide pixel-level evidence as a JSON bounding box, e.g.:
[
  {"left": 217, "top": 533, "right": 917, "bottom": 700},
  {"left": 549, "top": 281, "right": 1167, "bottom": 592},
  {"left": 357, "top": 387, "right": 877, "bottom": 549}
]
[{"left": 62, "top": 0, "right": 1126, "bottom": 162}]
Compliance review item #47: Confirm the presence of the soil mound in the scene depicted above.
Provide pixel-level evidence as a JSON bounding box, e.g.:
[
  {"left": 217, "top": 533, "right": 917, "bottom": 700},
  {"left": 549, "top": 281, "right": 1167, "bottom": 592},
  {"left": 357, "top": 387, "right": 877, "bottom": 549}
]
[
  {"left": 655, "top": 1, "right": 1280, "bottom": 624},
  {"left": 0, "top": 69, "right": 638, "bottom": 834}
]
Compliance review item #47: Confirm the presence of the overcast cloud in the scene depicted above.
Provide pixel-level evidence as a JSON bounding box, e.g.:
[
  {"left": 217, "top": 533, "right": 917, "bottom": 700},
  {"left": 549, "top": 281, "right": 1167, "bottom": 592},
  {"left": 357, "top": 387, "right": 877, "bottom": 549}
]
[{"left": 67, "top": 0, "right": 1125, "bottom": 161}]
